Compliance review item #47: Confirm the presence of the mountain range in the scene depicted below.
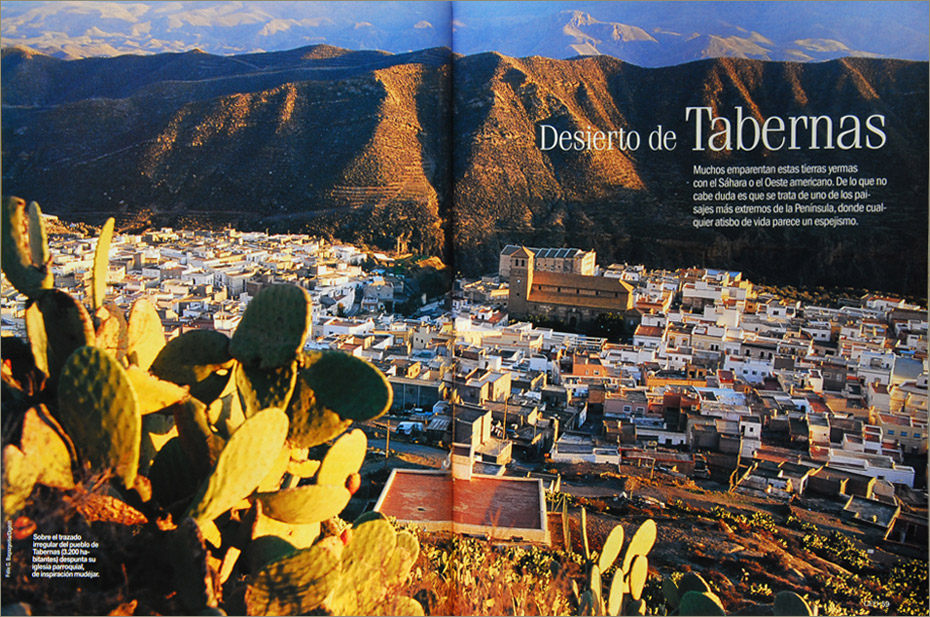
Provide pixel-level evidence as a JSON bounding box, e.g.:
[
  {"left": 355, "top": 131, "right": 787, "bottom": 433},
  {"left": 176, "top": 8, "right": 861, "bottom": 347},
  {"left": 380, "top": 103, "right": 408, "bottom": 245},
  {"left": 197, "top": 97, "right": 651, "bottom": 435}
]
[
  {"left": 1, "top": 44, "right": 927, "bottom": 296},
  {"left": 2, "top": 2, "right": 927, "bottom": 65},
  {"left": 452, "top": 4, "right": 930, "bottom": 66}
]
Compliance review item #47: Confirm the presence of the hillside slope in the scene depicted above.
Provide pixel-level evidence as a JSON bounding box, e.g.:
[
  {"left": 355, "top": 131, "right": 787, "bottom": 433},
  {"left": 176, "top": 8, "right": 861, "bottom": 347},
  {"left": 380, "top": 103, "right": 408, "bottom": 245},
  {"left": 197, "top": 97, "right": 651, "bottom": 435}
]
[{"left": 2, "top": 46, "right": 926, "bottom": 293}]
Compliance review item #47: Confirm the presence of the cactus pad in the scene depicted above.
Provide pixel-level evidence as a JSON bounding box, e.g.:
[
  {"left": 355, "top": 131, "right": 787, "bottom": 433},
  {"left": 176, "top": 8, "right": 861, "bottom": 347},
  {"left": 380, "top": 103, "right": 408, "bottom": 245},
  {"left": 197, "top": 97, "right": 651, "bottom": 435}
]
[
  {"left": 27, "top": 289, "right": 95, "bottom": 383},
  {"left": 581, "top": 506, "right": 590, "bottom": 560},
  {"left": 1, "top": 196, "right": 53, "bottom": 298},
  {"left": 139, "top": 413, "right": 176, "bottom": 474},
  {"left": 247, "top": 535, "right": 298, "bottom": 574},
  {"left": 384, "top": 529, "right": 419, "bottom": 586},
  {"left": 626, "top": 598, "right": 647, "bottom": 616},
  {"left": 607, "top": 567, "right": 625, "bottom": 616},
  {"left": 316, "top": 429, "right": 366, "bottom": 486},
  {"left": 57, "top": 345, "right": 141, "bottom": 488},
  {"left": 774, "top": 590, "right": 813, "bottom": 616},
  {"left": 27, "top": 201, "right": 49, "bottom": 273},
  {"left": 91, "top": 217, "right": 114, "bottom": 311},
  {"left": 149, "top": 437, "right": 203, "bottom": 511},
  {"left": 597, "top": 524, "right": 624, "bottom": 572},
  {"left": 173, "top": 397, "right": 221, "bottom": 478},
  {"left": 620, "top": 518, "right": 657, "bottom": 574},
  {"left": 20, "top": 406, "right": 74, "bottom": 489},
  {"left": 94, "top": 302, "right": 129, "bottom": 363},
  {"left": 589, "top": 563, "right": 603, "bottom": 611},
  {"left": 246, "top": 540, "right": 343, "bottom": 616},
  {"left": 2, "top": 445, "right": 38, "bottom": 516},
  {"left": 252, "top": 507, "right": 321, "bottom": 551},
  {"left": 578, "top": 590, "right": 597, "bottom": 617},
  {"left": 257, "top": 447, "right": 291, "bottom": 493},
  {"left": 627, "top": 554, "right": 648, "bottom": 601},
  {"left": 343, "top": 517, "right": 397, "bottom": 575},
  {"left": 329, "top": 517, "right": 400, "bottom": 615},
  {"left": 206, "top": 389, "right": 246, "bottom": 439},
  {"left": 678, "top": 590, "right": 725, "bottom": 616},
  {"left": 255, "top": 484, "right": 352, "bottom": 525},
  {"left": 186, "top": 407, "right": 289, "bottom": 525},
  {"left": 168, "top": 517, "right": 219, "bottom": 611},
  {"left": 286, "top": 458, "right": 321, "bottom": 479},
  {"left": 678, "top": 571, "right": 713, "bottom": 595},
  {"left": 292, "top": 351, "right": 392, "bottom": 421},
  {"left": 126, "top": 298, "right": 166, "bottom": 371},
  {"left": 229, "top": 284, "right": 311, "bottom": 369},
  {"left": 236, "top": 361, "right": 298, "bottom": 418},
  {"left": 125, "top": 366, "right": 189, "bottom": 414},
  {"left": 562, "top": 498, "right": 571, "bottom": 553},
  {"left": 285, "top": 370, "right": 352, "bottom": 448},
  {"left": 150, "top": 329, "right": 234, "bottom": 394},
  {"left": 662, "top": 576, "right": 681, "bottom": 610}
]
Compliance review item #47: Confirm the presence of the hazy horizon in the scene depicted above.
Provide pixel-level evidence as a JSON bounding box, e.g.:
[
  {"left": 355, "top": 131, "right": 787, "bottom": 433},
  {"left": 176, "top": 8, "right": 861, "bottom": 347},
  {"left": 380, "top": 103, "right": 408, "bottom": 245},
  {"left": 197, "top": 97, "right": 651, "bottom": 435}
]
[{"left": 1, "top": 1, "right": 926, "bottom": 65}]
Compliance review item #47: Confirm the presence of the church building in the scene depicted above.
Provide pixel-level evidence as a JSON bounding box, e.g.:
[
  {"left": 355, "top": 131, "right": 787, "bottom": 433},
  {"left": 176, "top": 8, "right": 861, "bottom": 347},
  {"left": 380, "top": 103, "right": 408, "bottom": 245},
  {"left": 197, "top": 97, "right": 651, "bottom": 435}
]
[{"left": 506, "top": 246, "right": 634, "bottom": 328}]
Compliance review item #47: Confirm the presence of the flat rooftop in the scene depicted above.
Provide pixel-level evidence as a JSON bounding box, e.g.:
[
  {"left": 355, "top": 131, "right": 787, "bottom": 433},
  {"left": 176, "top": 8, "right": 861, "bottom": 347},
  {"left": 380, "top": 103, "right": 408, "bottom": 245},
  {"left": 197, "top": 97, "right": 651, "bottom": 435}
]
[{"left": 374, "top": 470, "right": 547, "bottom": 543}]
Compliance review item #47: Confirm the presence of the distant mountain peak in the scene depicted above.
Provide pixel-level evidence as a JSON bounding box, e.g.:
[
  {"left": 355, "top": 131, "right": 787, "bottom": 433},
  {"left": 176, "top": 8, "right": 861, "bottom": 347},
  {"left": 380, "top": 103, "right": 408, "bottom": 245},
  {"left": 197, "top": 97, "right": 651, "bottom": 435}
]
[{"left": 300, "top": 44, "right": 359, "bottom": 59}]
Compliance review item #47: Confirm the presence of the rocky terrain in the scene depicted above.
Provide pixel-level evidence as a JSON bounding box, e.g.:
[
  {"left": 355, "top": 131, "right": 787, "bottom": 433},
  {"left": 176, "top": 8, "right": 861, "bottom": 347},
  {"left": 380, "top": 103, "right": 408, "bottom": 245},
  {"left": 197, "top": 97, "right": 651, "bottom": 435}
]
[{"left": 2, "top": 44, "right": 926, "bottom": 294}]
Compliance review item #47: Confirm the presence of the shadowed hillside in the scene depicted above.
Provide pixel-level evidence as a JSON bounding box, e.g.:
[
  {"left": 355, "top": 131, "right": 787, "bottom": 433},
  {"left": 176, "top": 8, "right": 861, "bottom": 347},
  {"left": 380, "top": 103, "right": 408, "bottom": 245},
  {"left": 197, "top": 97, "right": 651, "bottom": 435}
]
[{"left": 2, "top": 46, "right": 926, "bottom": 294}]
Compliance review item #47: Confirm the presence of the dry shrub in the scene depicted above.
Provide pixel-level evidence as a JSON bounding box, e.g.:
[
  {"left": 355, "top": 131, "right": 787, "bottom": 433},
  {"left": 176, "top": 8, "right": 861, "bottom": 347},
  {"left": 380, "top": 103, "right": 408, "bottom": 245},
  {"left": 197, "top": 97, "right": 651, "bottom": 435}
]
[{"left": 403, "top": 535, "right": 581, "bottom": 616}]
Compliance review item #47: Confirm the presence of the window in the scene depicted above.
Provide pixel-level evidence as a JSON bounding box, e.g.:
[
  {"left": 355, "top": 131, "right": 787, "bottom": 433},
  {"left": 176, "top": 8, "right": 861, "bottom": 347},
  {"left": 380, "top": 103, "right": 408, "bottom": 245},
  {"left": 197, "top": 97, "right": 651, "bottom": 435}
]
[
  {"left": 900, "top": 431, "right": 908, "bottom": 438},
  {"left": 887, "top": 429, "right": 894, "bottom": 436}
]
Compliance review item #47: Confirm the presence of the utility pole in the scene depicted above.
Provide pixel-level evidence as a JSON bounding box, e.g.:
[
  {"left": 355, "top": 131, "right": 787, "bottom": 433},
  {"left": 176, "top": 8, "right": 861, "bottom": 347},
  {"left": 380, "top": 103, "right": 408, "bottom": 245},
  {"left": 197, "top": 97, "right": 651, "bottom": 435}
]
[
  {"left": 503, "top": 397, "right": 509, "bottom": 440},
  {"left": 385, "top": 418, "right": 390, "bottom": 458}
]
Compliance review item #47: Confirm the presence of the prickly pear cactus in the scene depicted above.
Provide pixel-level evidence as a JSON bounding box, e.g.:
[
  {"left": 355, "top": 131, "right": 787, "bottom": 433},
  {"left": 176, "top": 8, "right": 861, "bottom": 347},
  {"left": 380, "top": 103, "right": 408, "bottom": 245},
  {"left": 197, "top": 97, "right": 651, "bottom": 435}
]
[
  {"left": 124, "top": 366, "right": 189, "bottom": 415},
  {"left": 236, "top": 361, "right": 298, "bottom": 418},
  {"left": 20, "top": 406, "right": 75, "bottom": 490},
  {"left": 126, "top": 297, "right": 166, "bottom": 371},
  {"left": 255, "top": 484, "right": 352, "bottom": 525},
  {"left": 185, "top": 407, "right": 289, "bottom": 525},
  {"left": 229, "top": 284, "right": 311, "bottom": 369},
  {"left": 57, "top": 345, "right": 141, "bottom": 488},
  {"left": 91, "top": 217, "right": 114, "bottom": 311},
  {"left": 0, "top": 204, "right": 420, "bottom": 615},
  {"left": 662, "top": 576, "right": 681, "bottom": 611},
  {"left": 245, "top": 539, "right": 343, "bottom": 616},
  {"left": 174, "top": 397, "right": 224, "bottom": 478},
  {"left": 607, "top": 567, "right": 625, "bottom": 616},
  {"left": 627, "top": 554, "right": 648, "bottom": 601},
  {"left": 598, "top": 524, "right": 624, "bottom": 572},
  {"left": 148, "top": 437, "right": 203, "bottom": 512},
  {"left": 316, "top": 429, "right": 366, "bottom": 486},
  {"left": 26, "top": 289, "right": 95, "bottom": 383},
  {"left": 1, "top": 196, "right": 53, "bottom": 298},
  {"left": 95, "top": 301, "right": 129, "bottom": 363},
  {"left": 329, "top": 517, "right": 400, "bottom": 615},
  {"left": 293, "top": 351, "right": 393, "bottom": 421},
  {"left": 620, "top": 518, "right": 656, "bottom": 574},
  {"left": 150, "top": 329, "right": 235, "bottom": 404},
  {"left": 27, "top": 201, "right": 49, "bottom": 273},
  {"left": 285, "top": 370, "right": 352, "bottom": 448},
  {"left": 679, "top": 590, "right": 726, "bottom": 616},
  {"left": 2, "top": 444, "right": 38, "bottom": 516},
  {"left": 577, "top": 516, "right": 658, "bottom": 617},
  {"left": 774, "top": 590, "right": 813, "bottom": 616}
]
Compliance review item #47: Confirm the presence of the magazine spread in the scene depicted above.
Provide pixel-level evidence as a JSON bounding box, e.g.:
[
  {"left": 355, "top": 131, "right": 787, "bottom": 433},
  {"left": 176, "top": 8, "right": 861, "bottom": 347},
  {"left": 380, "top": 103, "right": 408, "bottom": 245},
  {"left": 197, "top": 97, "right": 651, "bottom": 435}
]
[{"left": 1, "top": 2, "right": 928, "bottom": 615}]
